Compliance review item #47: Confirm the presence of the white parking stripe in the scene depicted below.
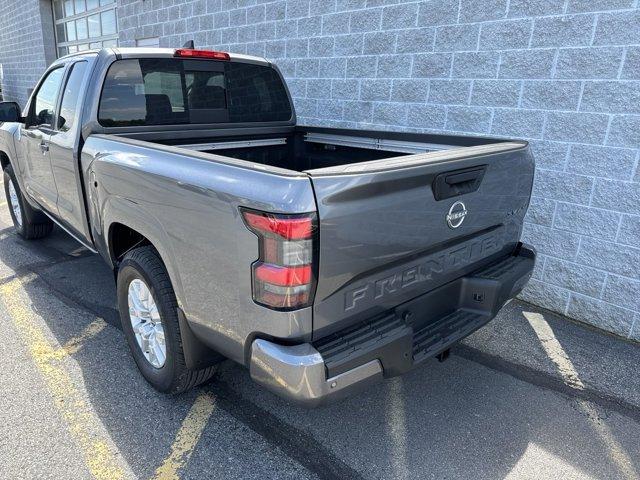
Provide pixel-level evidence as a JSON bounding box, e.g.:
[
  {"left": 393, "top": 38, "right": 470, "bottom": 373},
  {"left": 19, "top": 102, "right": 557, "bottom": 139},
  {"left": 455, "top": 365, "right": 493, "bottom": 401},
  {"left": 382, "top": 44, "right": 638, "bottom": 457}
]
[
  {"left": 524, "top": 311, "right": 585, "bottom": 390},
  {"left": 524, "top": 311, "right": 638, "bottom": 480},
  {"left": 385, "top": 378, "right": 410, "bottom": 480}
]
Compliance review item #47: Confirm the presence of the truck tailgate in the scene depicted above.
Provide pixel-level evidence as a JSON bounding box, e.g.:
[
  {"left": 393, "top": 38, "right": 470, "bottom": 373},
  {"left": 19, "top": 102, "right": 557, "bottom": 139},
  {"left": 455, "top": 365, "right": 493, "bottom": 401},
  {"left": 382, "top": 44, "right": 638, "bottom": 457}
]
[{"left": 306, "top": 142, "right": 534, "bottom": 339}]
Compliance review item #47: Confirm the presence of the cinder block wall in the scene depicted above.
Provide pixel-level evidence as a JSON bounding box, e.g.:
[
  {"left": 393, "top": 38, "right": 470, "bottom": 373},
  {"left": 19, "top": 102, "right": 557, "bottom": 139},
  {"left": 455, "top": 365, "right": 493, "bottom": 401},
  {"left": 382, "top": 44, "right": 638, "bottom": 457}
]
[{"left": 0, "top": 0, "right": 56, "bottom": 106}]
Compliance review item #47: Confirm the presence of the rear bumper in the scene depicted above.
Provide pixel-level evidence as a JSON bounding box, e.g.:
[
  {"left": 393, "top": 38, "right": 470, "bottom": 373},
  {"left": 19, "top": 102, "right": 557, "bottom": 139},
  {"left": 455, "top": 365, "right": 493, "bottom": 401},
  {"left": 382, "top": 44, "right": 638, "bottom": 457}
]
[{"left": 249, "top": 243, "right": 535, "bottom": 407}]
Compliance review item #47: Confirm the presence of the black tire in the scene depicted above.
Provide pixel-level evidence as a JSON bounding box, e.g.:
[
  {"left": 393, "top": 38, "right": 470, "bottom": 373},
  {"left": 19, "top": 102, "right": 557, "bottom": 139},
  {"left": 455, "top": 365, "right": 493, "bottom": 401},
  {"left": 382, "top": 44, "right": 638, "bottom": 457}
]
[
  {"left": 3, "top": 164, "right": 53, "bottom": 240},
  {"left": 117, "top": 245, "right": 217, "bottom": 393}
]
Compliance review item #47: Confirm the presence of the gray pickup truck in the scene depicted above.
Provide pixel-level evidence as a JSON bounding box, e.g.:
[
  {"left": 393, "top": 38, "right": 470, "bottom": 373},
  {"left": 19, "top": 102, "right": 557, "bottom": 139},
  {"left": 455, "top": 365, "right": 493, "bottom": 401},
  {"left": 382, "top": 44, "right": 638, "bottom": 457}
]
[{"left": 0, "top": 48, "right": 535, "bottom": 406}]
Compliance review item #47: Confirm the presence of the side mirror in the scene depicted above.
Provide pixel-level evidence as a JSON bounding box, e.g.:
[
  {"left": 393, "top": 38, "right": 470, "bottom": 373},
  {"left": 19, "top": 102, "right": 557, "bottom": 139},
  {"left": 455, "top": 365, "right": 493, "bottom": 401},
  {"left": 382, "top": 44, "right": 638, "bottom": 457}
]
[{"left": 0, "top": 102, "right": 22, "bottom": 122}]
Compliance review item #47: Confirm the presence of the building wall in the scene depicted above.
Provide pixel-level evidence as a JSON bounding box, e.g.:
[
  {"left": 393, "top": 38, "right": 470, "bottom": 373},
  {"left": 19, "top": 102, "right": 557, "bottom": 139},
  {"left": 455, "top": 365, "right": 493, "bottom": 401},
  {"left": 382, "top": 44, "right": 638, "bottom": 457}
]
[{"left": 0, "top": 0, "right": 56, "bottom": 106}]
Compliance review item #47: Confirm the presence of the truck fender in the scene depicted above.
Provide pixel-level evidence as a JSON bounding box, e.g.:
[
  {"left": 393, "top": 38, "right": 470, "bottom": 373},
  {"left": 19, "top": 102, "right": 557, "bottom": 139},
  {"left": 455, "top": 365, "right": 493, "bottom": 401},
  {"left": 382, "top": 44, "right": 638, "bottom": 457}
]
[
  {"left": 0, "top": 126, "right": 35, "bottom": 207},
  {"left": 102, "top": 197, "right": 221, "bottom": 369},
  {"left": 101, "top": 195, "right": 185, "bottom": 307}
]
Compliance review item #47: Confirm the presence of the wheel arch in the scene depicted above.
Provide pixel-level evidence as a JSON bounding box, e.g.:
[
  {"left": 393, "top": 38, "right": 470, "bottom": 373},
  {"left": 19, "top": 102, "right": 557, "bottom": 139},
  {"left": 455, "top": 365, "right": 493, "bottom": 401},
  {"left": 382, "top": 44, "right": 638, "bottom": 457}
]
[
  {"left": 0, "top": 148, "right": 37, "bottom": 211},
  {"left": 108, "top": 221, "right": 152, "bottom": 265},
  {"left": 105, "top": 219, "right": 181, "bottom": 299},
  {"left": 110, "top": 222, "right": 223, "bottom": 370}
]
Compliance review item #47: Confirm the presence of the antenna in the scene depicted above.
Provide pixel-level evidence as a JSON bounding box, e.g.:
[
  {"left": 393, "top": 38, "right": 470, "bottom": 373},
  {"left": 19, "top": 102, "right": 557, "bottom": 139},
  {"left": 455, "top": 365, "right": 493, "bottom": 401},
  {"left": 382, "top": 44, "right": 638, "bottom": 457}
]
[{"left": 182, "top": 40, "right": 195, "bottom": 49}]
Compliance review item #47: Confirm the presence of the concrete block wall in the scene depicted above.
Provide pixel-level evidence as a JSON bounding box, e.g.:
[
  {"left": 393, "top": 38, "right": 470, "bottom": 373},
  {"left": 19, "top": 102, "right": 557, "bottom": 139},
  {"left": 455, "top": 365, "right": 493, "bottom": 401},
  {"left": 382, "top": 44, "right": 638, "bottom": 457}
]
[
  {"left": 0, "top": 0, "right": 57, "bottom": 106},
  {"left": 117, "top": 0, "right": 640, "bottom": 340}
]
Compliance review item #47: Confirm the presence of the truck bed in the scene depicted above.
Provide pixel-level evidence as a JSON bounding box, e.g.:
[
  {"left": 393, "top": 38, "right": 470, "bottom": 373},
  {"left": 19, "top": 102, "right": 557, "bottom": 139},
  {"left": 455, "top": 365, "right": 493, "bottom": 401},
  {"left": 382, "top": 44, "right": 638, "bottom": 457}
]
[{"left": 124, "top": 126, "right": 517, "bottom": 174}]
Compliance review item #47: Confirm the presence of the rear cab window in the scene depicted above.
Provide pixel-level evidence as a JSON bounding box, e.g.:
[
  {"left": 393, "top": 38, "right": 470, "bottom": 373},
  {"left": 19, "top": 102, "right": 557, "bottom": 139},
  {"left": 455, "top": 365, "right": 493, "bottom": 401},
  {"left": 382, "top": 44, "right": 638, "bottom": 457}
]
[{"left": 98, "top": 58, "right": 292, "bottom": 127}]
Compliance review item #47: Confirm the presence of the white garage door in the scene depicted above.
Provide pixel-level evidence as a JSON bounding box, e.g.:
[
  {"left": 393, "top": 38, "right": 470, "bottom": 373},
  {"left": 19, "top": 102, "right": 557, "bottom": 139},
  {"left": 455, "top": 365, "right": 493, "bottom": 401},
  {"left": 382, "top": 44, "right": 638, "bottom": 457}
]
[{"left": 53, "top": 0, "right": 118, "bottom": 57}]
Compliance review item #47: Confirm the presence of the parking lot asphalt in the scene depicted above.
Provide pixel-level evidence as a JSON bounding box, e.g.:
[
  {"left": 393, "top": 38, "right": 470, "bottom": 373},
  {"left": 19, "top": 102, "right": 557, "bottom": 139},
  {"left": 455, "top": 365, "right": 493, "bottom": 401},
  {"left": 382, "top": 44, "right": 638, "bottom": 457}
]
[{"left": 0, "top": 186, "right": 639, "bottom": 479}]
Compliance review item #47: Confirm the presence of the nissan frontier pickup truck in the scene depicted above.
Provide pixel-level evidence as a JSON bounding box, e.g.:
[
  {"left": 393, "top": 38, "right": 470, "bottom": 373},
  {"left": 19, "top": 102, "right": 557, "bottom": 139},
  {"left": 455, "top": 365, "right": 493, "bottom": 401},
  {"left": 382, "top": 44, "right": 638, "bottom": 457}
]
[{"left": 0, "top": 48, "right": 535, "bottom": 406}]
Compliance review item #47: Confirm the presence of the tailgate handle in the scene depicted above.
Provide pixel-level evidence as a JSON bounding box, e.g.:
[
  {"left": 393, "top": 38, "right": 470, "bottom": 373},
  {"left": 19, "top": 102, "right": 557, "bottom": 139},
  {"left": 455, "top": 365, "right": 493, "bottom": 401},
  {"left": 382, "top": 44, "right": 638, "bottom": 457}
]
[{"left": 433, "top": 166, "right": 486, "bottom": 201}]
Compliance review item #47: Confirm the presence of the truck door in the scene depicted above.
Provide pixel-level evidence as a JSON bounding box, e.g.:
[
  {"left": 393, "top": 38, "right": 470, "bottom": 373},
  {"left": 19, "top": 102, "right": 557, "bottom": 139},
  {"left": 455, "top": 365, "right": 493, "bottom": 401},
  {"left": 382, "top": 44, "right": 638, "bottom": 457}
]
[
  {"left": 48, "top": 60, "right": 92, "bottom": 243},
  {"left": 19, "top": 66, "right": 65, "bottom": 213}
]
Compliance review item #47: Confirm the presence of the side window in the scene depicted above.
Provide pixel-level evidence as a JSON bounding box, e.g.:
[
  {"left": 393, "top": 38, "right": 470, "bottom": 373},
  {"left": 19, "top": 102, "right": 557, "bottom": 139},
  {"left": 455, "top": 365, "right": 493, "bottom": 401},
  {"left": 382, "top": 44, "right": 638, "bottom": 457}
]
[
  {"left": 58, "top": 61, "right": 88, "bottom": 132},
  {"left": 29, "top": 68, "right": 65, "bottom": 128}
]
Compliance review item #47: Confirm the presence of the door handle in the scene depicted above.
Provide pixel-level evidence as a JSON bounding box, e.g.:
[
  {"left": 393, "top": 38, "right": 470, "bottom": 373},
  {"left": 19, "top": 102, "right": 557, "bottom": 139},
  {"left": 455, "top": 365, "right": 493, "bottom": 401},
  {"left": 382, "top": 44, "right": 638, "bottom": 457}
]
[
  {"left": 445, "top": 170, "right": 484, "bottom": 186},
  {"left": 432, "top": 166, "right": 487, "bottom": 201},
  {"left": 39, "top": 141, "right": 49, "bottom": 154}
]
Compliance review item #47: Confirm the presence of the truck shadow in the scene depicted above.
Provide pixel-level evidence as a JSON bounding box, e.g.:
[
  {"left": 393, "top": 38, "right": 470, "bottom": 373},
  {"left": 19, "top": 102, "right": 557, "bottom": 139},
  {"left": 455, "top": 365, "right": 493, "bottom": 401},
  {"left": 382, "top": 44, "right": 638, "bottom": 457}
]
[{"left": 0, "top": 225, "right": 637, "bottom": 479}]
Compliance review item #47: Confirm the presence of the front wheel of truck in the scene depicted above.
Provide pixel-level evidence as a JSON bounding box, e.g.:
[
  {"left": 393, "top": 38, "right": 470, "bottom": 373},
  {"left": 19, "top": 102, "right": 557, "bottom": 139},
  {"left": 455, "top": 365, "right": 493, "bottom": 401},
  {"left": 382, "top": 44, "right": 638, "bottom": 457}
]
[
  {"left": 117, "top": 246, "right": 217, "bottom": 393},
  {"left": 3, "top": 165, "right": 53, "bottom": 239}
]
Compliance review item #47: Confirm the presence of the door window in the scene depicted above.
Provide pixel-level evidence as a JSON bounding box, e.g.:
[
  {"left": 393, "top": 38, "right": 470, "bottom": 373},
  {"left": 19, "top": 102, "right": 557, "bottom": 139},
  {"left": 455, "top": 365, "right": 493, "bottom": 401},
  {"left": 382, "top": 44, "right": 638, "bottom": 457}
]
[
  {"left": 29, "top": 68, "right": 65, "bottom": 128},
  {"left": 58, "top": 62, "right": 88, "bottom": 132}
]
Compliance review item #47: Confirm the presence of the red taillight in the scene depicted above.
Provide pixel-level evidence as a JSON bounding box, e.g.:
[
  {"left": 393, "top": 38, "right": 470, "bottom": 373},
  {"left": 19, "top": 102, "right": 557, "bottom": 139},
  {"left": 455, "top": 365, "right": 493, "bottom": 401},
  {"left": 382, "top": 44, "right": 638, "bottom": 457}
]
[
  {"left": 242, "top": 211, "right": 313, "bottom": 240},
  {"left": 174, "top": 49, "right": 230, "bottom": 60},
  {"left": 241, "top": 209, "right": 317, "bottom": 310}
]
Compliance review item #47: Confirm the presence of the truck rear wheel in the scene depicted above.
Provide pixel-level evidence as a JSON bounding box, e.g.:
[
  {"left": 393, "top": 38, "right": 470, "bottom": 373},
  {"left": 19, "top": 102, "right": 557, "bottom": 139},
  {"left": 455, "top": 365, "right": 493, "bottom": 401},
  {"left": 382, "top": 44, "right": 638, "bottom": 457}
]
[
  {"left": 3, "top": 165, "right": 53, "bottom": 239},
  {"left": 117, "top": 245, "right": 217, "bottom": 393}
]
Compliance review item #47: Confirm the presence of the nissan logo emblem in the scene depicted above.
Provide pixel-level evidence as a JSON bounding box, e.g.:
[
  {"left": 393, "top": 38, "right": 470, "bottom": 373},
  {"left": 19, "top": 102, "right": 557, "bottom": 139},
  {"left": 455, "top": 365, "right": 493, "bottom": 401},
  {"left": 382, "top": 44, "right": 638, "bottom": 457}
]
[{"left": 446, "top": 201, "right": 467, "bottom": 229}]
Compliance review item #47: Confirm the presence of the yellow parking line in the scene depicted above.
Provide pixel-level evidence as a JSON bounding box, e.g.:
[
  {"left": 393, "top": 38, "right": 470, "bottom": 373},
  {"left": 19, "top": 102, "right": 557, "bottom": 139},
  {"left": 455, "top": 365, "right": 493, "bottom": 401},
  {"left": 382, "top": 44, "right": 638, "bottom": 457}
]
[
  {"left": 0, "top": 278, "right": 130, "bottom": 480},
  {"left": 33, "top": 318, "right": 108, "bottom": 362},
  {"left": 524, "top": 311, "right": 638, "bottom": 480},
  {"left": 153, "top": 392, "right": 216, "bottom": 480},
  {"left": 61, "top": 318, "right": 107, "bottom": 355}
]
